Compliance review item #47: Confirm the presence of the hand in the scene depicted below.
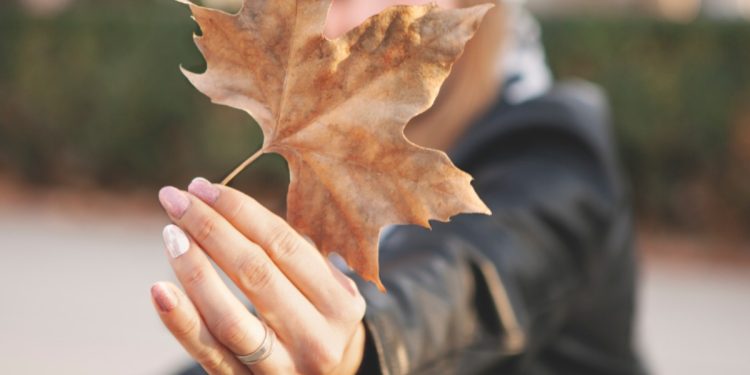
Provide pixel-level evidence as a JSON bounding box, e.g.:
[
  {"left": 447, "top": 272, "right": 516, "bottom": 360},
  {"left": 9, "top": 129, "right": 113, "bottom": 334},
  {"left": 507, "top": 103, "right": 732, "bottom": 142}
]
[{"left": 150, "top": 178, "right": 367, "bottom": 375}]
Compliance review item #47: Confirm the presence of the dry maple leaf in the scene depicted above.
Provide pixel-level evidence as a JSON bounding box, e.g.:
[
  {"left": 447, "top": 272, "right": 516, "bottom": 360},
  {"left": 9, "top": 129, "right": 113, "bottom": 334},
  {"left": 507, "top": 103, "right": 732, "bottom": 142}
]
[{"left": 178, "top": 0, "right": 493, "bottom": 291}]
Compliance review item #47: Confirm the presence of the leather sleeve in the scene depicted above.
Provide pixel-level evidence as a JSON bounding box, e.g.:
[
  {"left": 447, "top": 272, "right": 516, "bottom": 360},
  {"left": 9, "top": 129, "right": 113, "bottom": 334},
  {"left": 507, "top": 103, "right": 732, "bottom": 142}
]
[{"left": 355, "top": 124, "right": 619, "bottom": 375}]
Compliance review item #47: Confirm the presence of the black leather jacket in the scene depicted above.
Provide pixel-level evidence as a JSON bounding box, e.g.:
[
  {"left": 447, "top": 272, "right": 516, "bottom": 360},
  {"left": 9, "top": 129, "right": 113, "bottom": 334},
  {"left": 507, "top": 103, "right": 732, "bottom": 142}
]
[{"left": 356, "top": 82, "right": 646, "bottom": 375}]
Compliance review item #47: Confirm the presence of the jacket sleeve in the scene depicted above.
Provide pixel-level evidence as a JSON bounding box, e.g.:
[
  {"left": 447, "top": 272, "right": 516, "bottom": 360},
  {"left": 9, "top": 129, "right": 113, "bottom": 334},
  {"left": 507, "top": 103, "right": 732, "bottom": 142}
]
[{"left": 355, "top": 124, "right": 620, "bottom": 375}]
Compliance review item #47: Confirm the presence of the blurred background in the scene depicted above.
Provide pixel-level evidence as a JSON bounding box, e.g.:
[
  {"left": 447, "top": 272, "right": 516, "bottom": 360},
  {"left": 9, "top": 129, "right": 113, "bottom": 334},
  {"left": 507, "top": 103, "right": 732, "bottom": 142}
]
[{"left": 1, "top": 0, "right": 749, "bottom": 374}]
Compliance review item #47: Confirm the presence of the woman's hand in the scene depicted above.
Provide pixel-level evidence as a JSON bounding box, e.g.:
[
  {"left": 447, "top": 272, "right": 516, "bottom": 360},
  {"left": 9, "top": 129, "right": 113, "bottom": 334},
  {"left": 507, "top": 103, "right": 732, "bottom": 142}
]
[{"left": 150, "top": 178, "right": 367, "bottom": 375}]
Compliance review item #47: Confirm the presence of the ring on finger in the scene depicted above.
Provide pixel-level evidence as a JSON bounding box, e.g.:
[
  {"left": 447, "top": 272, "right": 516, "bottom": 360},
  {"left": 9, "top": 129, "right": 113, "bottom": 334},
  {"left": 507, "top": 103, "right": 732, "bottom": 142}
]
[{"left": 235, "top": 319, "right": 275, "bottom": 365}]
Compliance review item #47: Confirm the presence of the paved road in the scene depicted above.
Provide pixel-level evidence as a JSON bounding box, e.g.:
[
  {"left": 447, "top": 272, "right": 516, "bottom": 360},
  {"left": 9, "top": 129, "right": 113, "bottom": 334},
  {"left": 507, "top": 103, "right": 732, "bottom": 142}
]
[
  {"left": 1, "top": 207, "right": 748, "bottom": 374},
  {"left": 0, "top": 206, "right": 189, "bottom": 375},
  {"left": 638, "top": 257, "right": 750, "bottom": 375}
]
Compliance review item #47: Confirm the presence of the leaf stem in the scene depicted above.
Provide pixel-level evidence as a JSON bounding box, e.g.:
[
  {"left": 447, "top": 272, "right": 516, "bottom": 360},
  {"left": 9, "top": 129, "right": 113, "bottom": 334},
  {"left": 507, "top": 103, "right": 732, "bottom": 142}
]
[{"left": 221, "top": 147, "right": 265, "bottom": 186}]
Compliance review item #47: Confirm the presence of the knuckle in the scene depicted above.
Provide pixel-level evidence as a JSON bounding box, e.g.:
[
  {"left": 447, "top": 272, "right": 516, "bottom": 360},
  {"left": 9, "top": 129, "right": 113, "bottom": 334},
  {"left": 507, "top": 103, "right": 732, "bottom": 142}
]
[
  {"left": 225, "top": 197, "right": 247, "bottom": 223},
  {"left": 195, "top": 348, "right": 229, "bottom": 374},
  {"left": 214, "top": 314, "right": 249, "bottom": 349},
  {"left": 193, "top": 215, "right": 216, "bottom": 244},
  {"left": 308, "top": 343, "right": 343, "bottom": 374},
  {"left": 237, "top": 255, "right": 274, "bottom": 291},
  {"left": 184, "top": 265, "right": 208, "bottom": 289},
  {"left": 328, "top": 286, "right": 366, "bottom": 324},
  {"left": 172, "top": 314, "right": 201, "bottom": 339},
  {"left": 267, "top": 226, "right": 301, "bottom": 260},
  {"left": 329, "top": 299, "right": 365, "bottom": 324},
  {"left": 347, "top": 294, "right": 367, "bottom": 322}
]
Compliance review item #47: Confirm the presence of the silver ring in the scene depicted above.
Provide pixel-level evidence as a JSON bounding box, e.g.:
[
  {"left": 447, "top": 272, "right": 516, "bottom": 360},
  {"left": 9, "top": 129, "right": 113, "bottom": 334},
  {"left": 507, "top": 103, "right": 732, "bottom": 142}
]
[{"left": 235, "top": 321, "right": 275, "bottom": 365}]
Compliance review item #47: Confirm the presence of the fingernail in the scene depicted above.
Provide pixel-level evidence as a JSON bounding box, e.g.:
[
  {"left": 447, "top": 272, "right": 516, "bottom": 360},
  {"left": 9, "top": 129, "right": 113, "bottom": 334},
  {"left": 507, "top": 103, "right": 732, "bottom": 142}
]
[
  {"left": 188, "top": 177, "right": 220, "bottom": 204},
  {"left": 163, "top": 224, "right": 190, "bottom": 258},
  {"left": 151, "top": 282, "right": 178, "bottom": 313},
  {"left": 159, "top": 186, "right": 190, "bottom": 218}
]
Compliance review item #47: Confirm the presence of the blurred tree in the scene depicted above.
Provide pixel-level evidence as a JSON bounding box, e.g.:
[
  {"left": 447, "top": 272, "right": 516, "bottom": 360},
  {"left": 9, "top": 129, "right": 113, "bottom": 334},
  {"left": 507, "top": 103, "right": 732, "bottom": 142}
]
[
  {"left": 527, "top": 0, "right": 643, "bottom": 16},
  {"left": 529, "top": 0, "right": 750, "bottom": 20},
  {"left": 543, "top": 17, "right": 750, "bottom": 234},
  {"left": 0, "top": 1, "right": 289, "bottom": 198},
  {"left": 2, "top": 2, "right": 750, "bottom": 233},
  {"left": 203, "top": 0, "right": 241, "bottom": 11},
  {"left": 701, "top": 0, "right": 750, "bottom": 19}
]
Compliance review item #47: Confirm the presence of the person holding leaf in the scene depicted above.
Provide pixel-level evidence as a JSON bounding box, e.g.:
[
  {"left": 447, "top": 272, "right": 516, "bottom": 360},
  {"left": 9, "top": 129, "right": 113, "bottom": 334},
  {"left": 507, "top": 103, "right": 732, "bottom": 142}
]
[{"left": 151, "top": 0, "right": 647, "bottom": 374}]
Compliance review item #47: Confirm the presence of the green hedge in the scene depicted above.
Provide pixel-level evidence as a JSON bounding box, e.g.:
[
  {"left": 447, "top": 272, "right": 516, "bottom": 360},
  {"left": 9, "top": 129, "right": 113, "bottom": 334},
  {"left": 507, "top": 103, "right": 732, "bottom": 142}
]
[
  {"left": 2, "top": 3, "right": 750, "bottom": 229},
  {"left": 0, "top": 1, "right": 288, "bottom": 191},
  {"left": 542, "top": 18, "right": 750, "bottom": 229}
]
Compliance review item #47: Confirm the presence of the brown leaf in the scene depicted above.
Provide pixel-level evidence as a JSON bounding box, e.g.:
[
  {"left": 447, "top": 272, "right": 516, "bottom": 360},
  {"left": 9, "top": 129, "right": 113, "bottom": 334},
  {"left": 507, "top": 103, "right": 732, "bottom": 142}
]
[{"left": 179, "top": 0, "right": 493, "bottom": 291}]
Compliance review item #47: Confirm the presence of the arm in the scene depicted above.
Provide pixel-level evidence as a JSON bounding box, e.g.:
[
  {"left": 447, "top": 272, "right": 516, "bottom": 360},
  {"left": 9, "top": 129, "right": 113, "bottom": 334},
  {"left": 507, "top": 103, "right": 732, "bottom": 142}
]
[{"left": 357, "top": 128, "right": 619, "bottom": 374}]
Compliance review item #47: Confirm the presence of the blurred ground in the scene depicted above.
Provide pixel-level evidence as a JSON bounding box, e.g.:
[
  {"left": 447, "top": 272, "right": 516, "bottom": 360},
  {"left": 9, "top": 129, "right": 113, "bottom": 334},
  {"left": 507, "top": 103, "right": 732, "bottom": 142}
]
[
  {"left": 637, "top": 233, "right": 750, "bottom": 375},
  {"left": 0, "top": 188, "right": 185, "bottom": 374},
  {"left": 0, "top": 185, "right": 748, "bottom": 375}
]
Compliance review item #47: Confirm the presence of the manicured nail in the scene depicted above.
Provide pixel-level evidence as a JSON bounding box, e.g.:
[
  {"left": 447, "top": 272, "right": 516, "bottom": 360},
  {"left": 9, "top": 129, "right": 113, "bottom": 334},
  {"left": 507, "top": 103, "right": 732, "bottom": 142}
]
[
  {"left": 188, "top": 177, "right": 220, "bottom": 204},
  {"left": 163, "top": 224, "right": 190, "bottom": 258},
  {"left": 151, "top": 282, "right": 178, "bottom": 313},
  {"left": 159, "top": 186, "right": 190, "bottom": 218}
]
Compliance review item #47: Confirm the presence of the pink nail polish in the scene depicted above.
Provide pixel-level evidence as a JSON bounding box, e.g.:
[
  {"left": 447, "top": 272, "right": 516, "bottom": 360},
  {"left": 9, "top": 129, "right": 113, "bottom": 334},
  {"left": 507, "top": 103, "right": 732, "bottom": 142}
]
[
  {"left": 151, "top": 283, "right": 178, "bottom": 313},
  {"left": 188, "top": 177, "right": 220, "bottom": 204},
  {"left": 159, "top": 186, "right": 190, "bottom": 218}
]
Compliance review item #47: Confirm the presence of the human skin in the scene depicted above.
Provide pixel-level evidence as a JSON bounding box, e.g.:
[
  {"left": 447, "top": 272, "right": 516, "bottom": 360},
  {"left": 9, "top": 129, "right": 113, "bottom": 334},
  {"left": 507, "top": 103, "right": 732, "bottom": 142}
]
[
  {"left": 151, "top": 1, "right": 500, "bottom": 374},
  {"left": 324, "top": 0, "right": 458, "bottom": 38}
]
